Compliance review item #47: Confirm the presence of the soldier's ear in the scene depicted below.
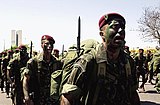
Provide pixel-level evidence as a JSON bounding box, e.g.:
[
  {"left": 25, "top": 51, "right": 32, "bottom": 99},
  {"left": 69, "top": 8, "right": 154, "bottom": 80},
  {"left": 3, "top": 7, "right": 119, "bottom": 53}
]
[
  {"left": 99, "top": 31, "right": 105, "bottom": 40},
  {"left": 41, "top": 43, "right": 43, "bottom": 48},
  {"left": 99, "top": 31, "right": 103, "bottom": 36}
]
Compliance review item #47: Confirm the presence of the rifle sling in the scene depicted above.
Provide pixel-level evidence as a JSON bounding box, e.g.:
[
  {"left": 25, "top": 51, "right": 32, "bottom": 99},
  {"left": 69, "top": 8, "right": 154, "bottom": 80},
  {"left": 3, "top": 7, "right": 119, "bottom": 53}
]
[{"left": 92, "top": 59, "right": 131, "bottom": 105}]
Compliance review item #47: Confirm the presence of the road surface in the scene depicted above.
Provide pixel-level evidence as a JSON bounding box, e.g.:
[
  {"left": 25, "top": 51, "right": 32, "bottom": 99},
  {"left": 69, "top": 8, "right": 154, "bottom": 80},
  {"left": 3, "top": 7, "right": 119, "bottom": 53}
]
[{"left": 0, "top": 81, "right": 160, "bottom": 105}]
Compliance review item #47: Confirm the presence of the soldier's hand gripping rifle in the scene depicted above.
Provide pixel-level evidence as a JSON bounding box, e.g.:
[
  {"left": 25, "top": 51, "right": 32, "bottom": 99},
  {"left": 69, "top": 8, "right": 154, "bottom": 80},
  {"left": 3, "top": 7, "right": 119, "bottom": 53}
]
[{"left": 77, "top": 16, "right": 81, "bottom": 57}]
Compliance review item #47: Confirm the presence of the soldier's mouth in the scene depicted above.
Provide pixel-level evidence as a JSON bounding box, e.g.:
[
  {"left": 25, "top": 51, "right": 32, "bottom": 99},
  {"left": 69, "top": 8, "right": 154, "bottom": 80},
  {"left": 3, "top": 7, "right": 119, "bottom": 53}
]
[
  {"left": 113, "top": 36, "right": 124, "bottom": 43},
  {"left": 47, "top": 48, "right": 52, "bottom": 53}
]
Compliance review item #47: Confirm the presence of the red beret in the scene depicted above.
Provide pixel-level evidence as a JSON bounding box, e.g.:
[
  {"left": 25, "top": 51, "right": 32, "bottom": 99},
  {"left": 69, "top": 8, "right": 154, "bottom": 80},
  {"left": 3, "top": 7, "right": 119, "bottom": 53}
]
[
  {"left": 124, "top": 46, "right": 129, "bottom": 49},
  {"left": 41, "top": 35, "right": 55, "bottom": 44},
  {"left": 54, "top": 49, "right": 59, "bottom": 52},
  {"left": 15, "top": 48, "right": 19, "bottom": 51},
  {"left": 19, "top": 45, "right": 27, "bottom": 50},
  {"left": 8, "top": 50, "right": 13, "bottom": 53},
  {"left": 99, "top": 13, "right": 126, "bottom": 29},
  {"left": 2, "top": 51, "right": 7, "bottom": 55}
]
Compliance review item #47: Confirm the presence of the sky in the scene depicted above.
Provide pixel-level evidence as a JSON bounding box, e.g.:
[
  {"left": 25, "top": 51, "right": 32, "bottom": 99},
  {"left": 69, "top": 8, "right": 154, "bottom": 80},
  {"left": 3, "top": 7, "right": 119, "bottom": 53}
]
[{"left": 0, "top": 0, "right": 160, "bottom": 53}]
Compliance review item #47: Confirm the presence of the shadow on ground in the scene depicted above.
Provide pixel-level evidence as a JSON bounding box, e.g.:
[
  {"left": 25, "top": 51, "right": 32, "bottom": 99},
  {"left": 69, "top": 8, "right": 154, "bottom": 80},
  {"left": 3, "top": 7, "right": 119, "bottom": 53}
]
[
  {"left": 141, "top": 101, "right": 160, "bottom": 105},
  {"left": 145, "top": 90, "right": 159, "bottom": 94}
]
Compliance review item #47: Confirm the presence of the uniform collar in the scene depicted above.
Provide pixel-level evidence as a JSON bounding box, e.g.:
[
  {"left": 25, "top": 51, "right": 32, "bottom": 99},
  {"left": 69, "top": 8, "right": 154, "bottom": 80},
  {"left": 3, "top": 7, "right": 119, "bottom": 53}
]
[
  {"left": 96, "top": 43, "right": 108, "bottom": 63},
  {"left": 96, "top": 43, "right": 127, "bottom": 64},
  {"left": 37, "top": 52, "right": 56, "bottom": 63}
]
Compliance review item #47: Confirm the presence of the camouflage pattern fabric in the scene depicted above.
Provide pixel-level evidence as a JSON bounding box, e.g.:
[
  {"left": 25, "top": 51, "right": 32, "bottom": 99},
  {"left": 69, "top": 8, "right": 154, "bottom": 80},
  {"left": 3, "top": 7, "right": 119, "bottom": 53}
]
[
  {"left": 22, "top": 52, "right": 62, "bottom": 105},
  {"left": 62, "top": 43, "right": 138, "bottom": 105},
  {"left": 152, "top": 56, "right": 160, "bottom": 73},
  {"left": 155, "top": 73, "right": 160, "bottom": 92},
  {"left": 2, "top": 56, "right": 10, "bottom": 97},
  {"left": 7, "top": 53, "right": 29, "bottom": 105}
]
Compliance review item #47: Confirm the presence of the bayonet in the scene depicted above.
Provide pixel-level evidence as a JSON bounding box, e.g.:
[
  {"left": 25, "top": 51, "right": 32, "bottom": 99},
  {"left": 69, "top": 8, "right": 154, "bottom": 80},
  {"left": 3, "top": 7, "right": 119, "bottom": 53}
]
[
  {"left": 77, "top": 16, "right": 81, "bottom": 57},
  {"left": 62, "top": 44, "right": 64, "bottom": 59},
  {"left": 30, "top": 41, "right": 33, "bottom": 58}
]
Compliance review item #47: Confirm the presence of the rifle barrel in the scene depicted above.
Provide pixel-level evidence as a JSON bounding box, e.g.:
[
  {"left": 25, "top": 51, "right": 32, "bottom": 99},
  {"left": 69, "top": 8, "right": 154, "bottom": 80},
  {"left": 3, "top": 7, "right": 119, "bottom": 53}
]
[{"left": 77, "top": 16, "right": 81, "bottom": 56}]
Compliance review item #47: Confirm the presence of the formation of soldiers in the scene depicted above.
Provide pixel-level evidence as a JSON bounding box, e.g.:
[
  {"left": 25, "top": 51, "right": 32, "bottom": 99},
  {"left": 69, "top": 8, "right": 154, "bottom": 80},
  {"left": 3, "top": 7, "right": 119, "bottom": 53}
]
[
  {"left": 0, "top": 35, "right": 62, "bottom": 105},
  {"left": 125, "top": 46, "right": 160, "bottom": 93},
  {"left": 0, "top": 13, "right": 160, "bottom": 105},
  {"left": 0, "top": 45, "right": 30, "bottom": 105}
]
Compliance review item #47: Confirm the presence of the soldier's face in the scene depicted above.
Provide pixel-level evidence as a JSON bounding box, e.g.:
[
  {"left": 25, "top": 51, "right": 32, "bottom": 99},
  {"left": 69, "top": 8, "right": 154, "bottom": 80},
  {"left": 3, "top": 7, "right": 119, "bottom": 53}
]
[
  {"left": 42, "top": 39, "right": 54, "bottom": 53},
  {"left": 20, "top": 48, "right": 27, "bottom": 56},
  {"left": 101, "top": 19, "right": 125, "bottom": 48}
]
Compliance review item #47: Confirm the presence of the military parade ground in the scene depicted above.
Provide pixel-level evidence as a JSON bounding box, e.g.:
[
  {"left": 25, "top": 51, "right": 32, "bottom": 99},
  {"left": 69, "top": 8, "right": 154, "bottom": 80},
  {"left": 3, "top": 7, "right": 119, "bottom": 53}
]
[{"left": 0, "top": 79, "right": 160, "bottom": 105}]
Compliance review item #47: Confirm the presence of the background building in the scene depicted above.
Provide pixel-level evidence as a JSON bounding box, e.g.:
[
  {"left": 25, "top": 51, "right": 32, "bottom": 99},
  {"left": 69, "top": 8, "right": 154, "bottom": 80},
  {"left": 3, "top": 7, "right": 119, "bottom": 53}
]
[{"left": 11, "top": 30, "right": 22, "bottom": 47}]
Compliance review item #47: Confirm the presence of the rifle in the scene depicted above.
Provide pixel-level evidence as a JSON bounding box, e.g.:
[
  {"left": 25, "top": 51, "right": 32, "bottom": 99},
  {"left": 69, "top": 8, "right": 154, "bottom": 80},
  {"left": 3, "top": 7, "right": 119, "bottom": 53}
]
[
  {"left": 30, "top": 41, "right": 33, "bottom": 58},
  {"left": 62, "top": 44, "right": 64, "bottom": 59},
  {"left": 77, "top": 16, "right": 81, "bottom": 57}
]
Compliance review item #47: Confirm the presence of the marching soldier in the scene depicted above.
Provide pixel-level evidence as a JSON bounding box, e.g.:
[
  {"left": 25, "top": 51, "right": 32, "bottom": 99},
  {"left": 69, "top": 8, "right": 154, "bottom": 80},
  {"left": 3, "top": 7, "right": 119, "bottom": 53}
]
[
  {"left": 53, "top": 49, "right": 60, "bottom": 59},
  {"left": 134, "top": 48, "right": 148, "bottom": 92},
  {"left": 22, "top": 35, "right": 62, "bottom": 105},
  {"left": 0, "top": 53, "right": 2, "bottom": 90},
  {"left": 2, "top": 50, "right": 13, "bottom": 98},
  {"left": 60, "top": 13, "right": 140, "bottom": 105},
  {"left": 0, "top": 51, "right": 7, "bottom": 93},
  {"left": 7, "top": 45, "right": 29, "bottom": 105}
]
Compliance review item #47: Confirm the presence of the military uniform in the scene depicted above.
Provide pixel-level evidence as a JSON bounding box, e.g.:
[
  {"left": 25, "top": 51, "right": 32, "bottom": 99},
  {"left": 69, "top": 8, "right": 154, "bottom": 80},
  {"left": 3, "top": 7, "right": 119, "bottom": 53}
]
[
  {"left": 0, "top": 52, "right": 7, "bottom": 92},
  {"left": 62, "top": 43, "right": 139, "bottom": 105},
  {"left": 134, "top": 49, "right": 147, "bottom": 91},
  {"left": 0, "top": 53, "right": 2, "bottom": 90},
  {"left": 151, "top": 54, "right": 160, "bottom": 92},
  {"left": 2, "top": 51, "right": 13, "bottom": 97},
  {"left": 22, "top": 52, "right": 62, "bottom": 105},
  {"left": 7, "top": 52, "right": 29, "bottom": 105}
]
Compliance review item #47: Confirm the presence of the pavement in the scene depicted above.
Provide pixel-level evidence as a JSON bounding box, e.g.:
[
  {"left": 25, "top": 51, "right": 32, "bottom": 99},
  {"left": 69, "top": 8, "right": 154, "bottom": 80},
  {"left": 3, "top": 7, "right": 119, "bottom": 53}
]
[
  {"left": 139, "top": 78, "right": 160, "bottom": 105},
  {"left": 0, "top": 90, "right": 12, "bottom": 105},
  {"left": 0, "top": 79, "right": 160, "bottom": 105}
]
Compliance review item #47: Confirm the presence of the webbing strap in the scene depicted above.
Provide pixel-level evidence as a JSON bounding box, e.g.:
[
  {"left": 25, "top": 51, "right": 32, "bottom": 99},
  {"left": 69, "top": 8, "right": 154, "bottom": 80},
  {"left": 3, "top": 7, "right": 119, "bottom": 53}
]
[
  {"left": 92, "top": 59, "right": 131, "bottom": 105},
  {"left": 125, "top": 59, "right": 131, "bottom": 77},
  {"left": 92, "top": 62, "right": 106, "bottom": 105}
]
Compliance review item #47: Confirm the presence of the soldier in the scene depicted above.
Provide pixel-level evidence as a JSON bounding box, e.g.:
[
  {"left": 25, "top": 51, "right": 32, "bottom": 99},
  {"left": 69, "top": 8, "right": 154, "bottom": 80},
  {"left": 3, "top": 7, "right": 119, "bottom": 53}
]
[
  {"left": 22, "top": 35, "right": 62, "bottom": 105},
  {"left": 134, "top": 48, "right": 148, "bottom": 92},
  {"left": 149, "top": 52, "right": 160, "bottom": 93},
  {"left": 60, "top": 13, "right": 140, "bottom": 105},
  {"left": 146, "top": 50, "right": 153, "bottom": 83},
  {"left": 53, "top": 49, "right": 60, "bottom": 59},
  {"left": 0, "top": 53, "right": 2, "bottom": 90},
  {"left": 0, "top": 51, "right": 7, "bottom": 93},
  {"left": 32, "top": 51, "right": 38, "bottom": 57},
  {"left": 124, "top": 46, "right": 131, "bottom": 55},
  {"left": 7, "top": 45, "right": 29, "bottom": 105},
  {"left": 13, "top": 48, "right": 20, "bottom": 58},
  {"left": 2, "top": 50, "right": 13, "bottom": 98}
]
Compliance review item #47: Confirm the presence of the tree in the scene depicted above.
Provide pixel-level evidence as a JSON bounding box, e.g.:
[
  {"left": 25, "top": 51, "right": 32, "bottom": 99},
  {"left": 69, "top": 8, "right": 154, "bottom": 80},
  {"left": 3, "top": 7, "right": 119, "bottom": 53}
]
[{"left": 138, "top": 6, "right": 160, "bottom": 44}]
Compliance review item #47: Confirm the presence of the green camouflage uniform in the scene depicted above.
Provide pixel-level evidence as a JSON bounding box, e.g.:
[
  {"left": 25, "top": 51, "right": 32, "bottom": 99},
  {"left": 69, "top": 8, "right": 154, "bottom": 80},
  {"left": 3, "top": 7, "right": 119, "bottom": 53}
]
[
  {"left": 151, "top": 54, "right": 160, "bottom": 92},
  {"left": 62, "top": 43, "right": 139, "bottom": 105},
  {"left": 0, "top": 54, "right": 2, "bottom": 90},
  {"left": 7, "top": 53, "right": 29, "bottom": 105},
  {"left": 22, "top": 52, "right": 62, "bottom": 105},
  {"left": 2, "top": 54, "right": 12, "bottom": 97}
]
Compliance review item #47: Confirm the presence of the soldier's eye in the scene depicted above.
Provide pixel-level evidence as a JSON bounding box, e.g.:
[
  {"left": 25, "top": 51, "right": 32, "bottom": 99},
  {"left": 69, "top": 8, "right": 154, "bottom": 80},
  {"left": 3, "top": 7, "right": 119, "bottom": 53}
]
[{"left": 118, "top": 29, "right": 125, "bottom": 35}]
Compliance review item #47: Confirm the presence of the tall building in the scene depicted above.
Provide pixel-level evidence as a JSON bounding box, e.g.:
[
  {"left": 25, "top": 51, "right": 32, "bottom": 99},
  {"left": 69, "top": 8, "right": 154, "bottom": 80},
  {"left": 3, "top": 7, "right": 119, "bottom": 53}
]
[
  {"left": 16, "top": 30, "right": 22, "bottom": 46},
  {"left": 11, "top": 30, "right": 22, "bottom": 46},
  {"left": 11, "top": 30, "right": 16, "bottom": 46}
]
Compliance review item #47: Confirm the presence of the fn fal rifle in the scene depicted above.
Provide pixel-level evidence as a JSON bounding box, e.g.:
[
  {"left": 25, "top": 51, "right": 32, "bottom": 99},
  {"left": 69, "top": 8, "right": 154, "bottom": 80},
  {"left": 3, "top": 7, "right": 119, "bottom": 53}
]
[
  {"left": 77, "top": 16, "right": 81, "bottom": 57},
  {"left": 61, "top": 44, "right": 64, "bottom": 59},
  {"left": 30, "top": 41, "right": 33, "bottom": 58}
]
